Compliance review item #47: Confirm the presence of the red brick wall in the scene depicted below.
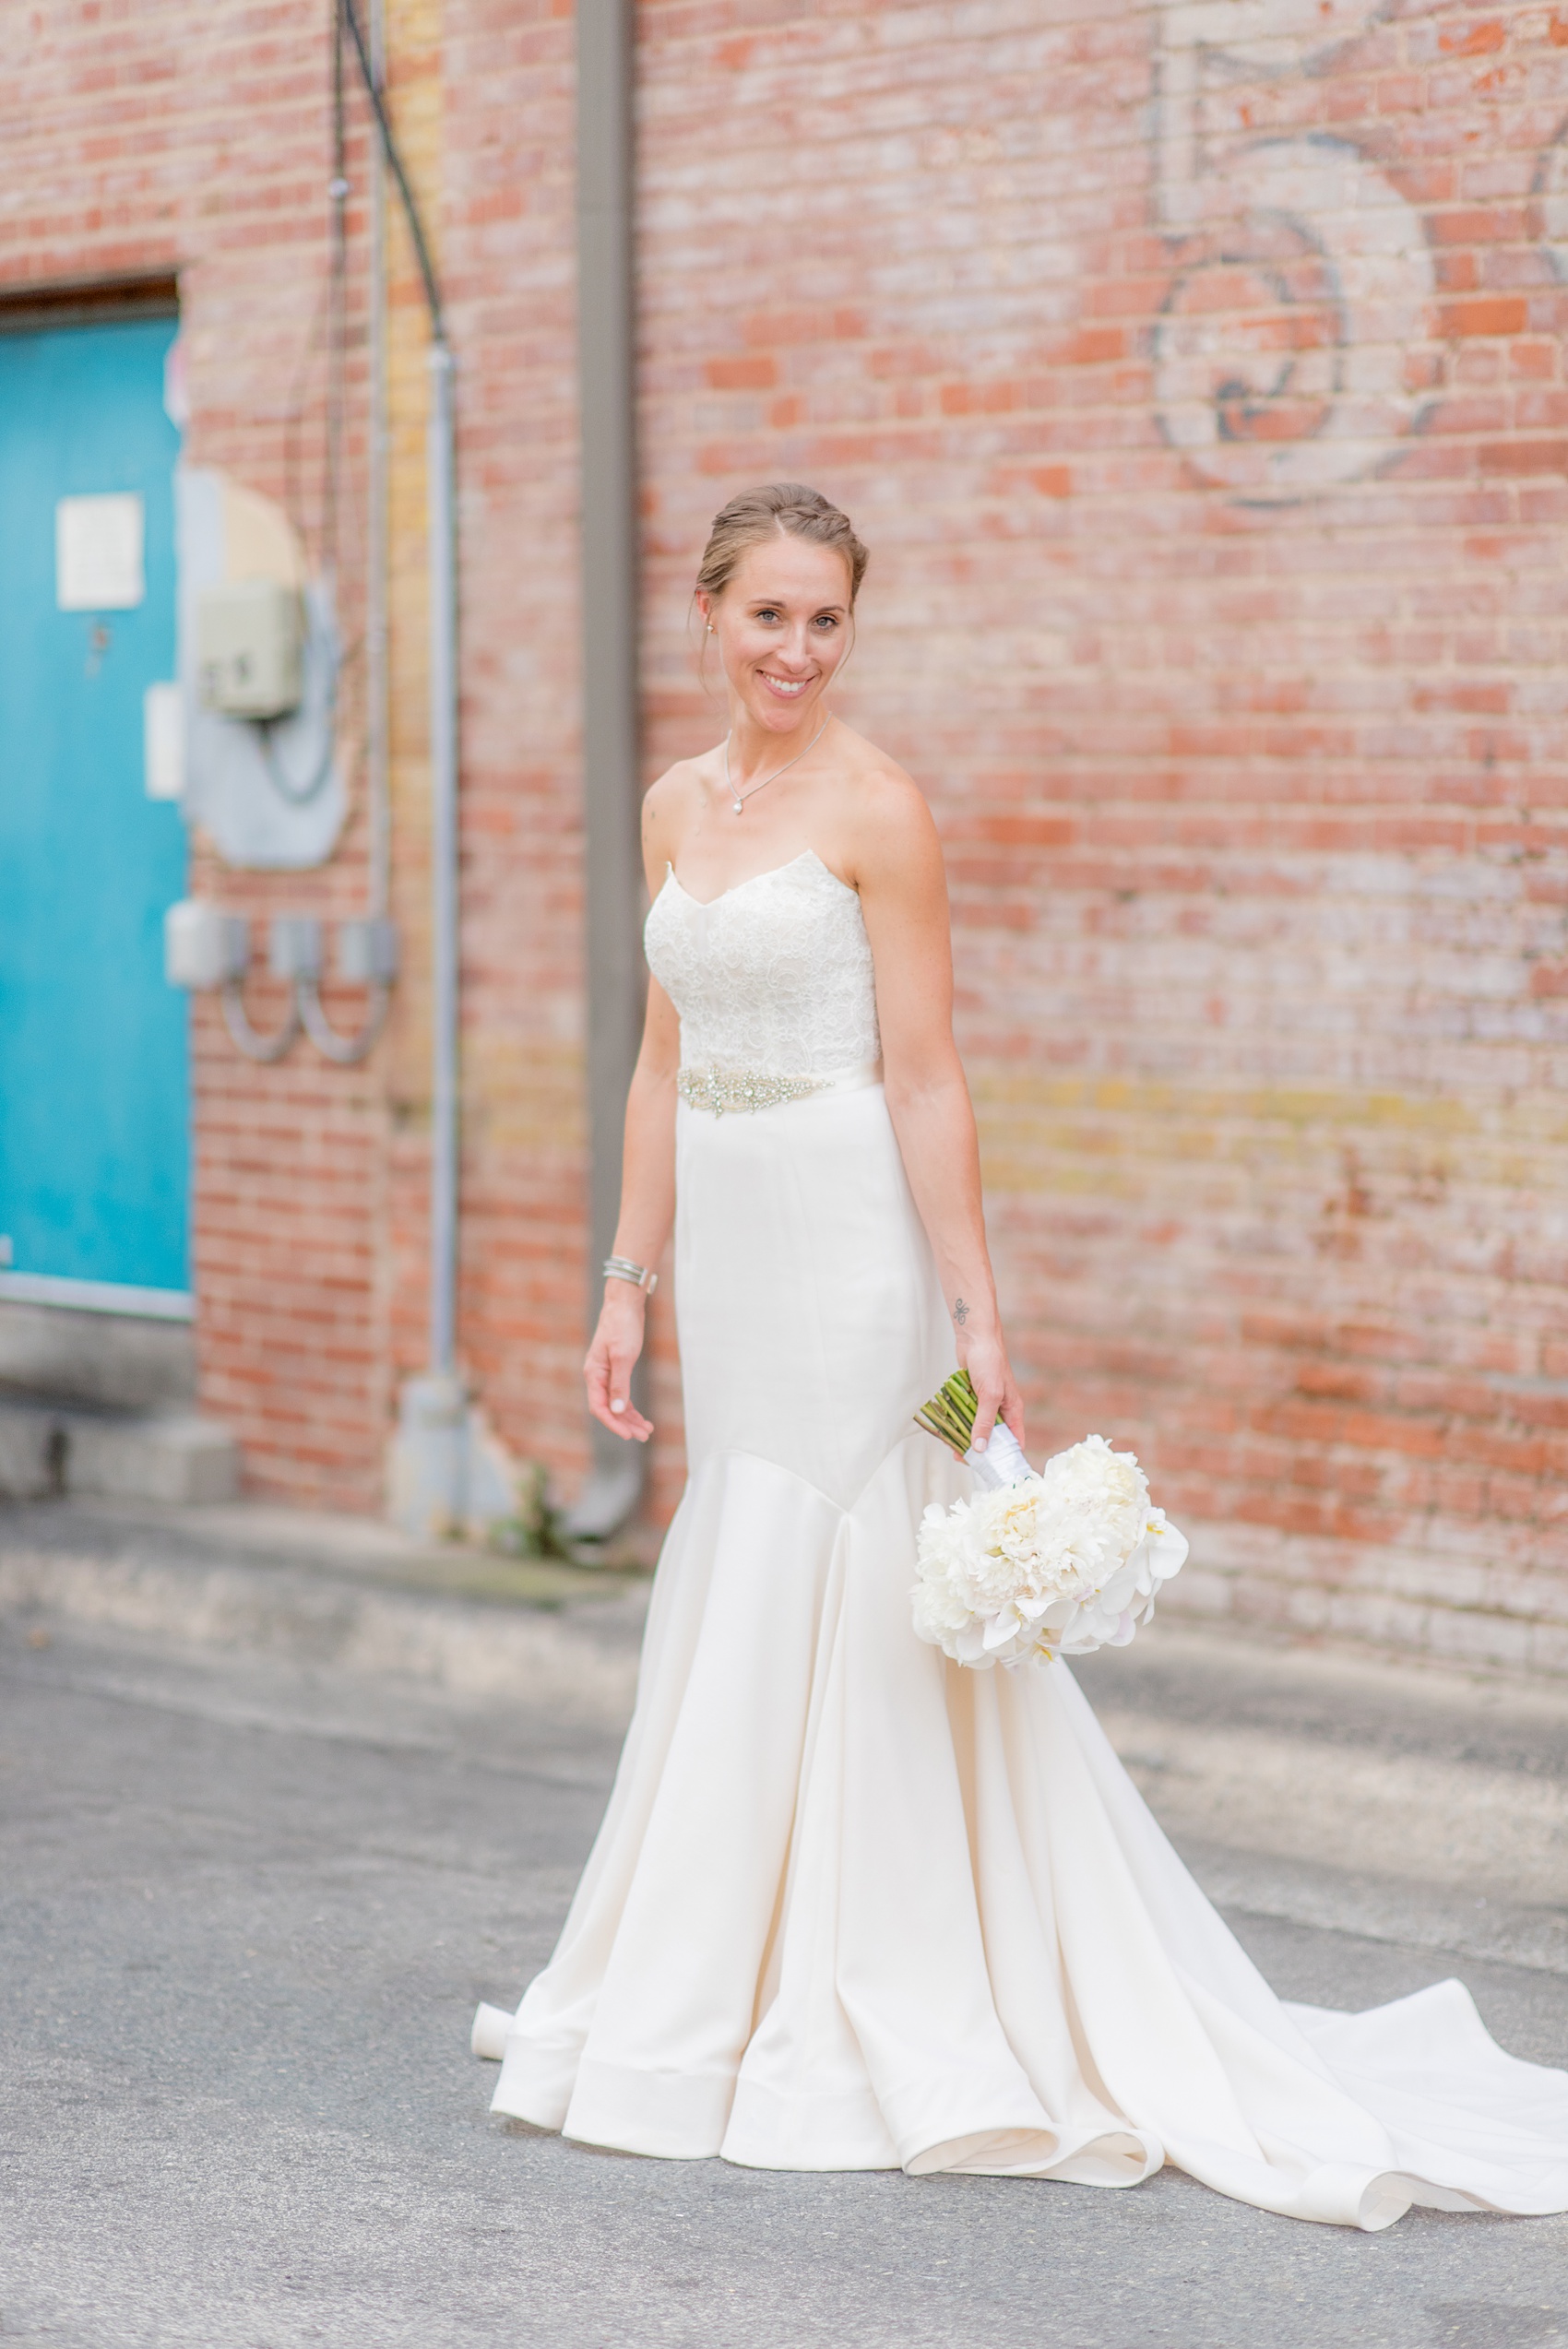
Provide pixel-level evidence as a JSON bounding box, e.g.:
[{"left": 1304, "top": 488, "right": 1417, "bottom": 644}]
[
  {"left": 11, "top": 0, "right": 1568, "bottom": 1667},
  {"left": 636, "top": 0, "right": 1568, "bottom": 1667},
  {"left": 438, "top": 0, "right": 588, "bottom": 1502}
]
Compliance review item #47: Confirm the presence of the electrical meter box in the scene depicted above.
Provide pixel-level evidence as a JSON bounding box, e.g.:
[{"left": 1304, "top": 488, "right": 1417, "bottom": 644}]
[{"left": 195, "top": 579, "right": 303, "bottom": 719}]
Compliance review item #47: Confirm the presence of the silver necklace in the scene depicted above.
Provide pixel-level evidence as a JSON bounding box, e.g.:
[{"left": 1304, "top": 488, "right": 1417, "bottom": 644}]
[{"left": 722, "top": 716, "right": 830, "bottom": 814}]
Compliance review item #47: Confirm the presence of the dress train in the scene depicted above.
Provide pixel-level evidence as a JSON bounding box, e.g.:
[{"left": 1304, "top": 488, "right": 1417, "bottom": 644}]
[{"left": 474, "top": 853, "right": 1568, "bottom": 2229}]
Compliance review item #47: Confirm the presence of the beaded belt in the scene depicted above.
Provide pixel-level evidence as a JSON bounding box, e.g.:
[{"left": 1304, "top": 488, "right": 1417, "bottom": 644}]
[{"left": 677, "top": 1060, "right": 882, "bottom": 1118}]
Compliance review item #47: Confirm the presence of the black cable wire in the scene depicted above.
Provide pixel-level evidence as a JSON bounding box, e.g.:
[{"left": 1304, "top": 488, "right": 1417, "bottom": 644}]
[
  {"left": 258, "top": 682, "right": 339, "bottom": 806},
  {"left": 339, "top": 0, "right": 445, "bottom": 340}
]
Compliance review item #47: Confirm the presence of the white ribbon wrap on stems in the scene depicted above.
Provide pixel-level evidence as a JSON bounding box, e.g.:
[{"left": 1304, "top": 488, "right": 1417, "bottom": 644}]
[{"left": 965, "top": 1422, "right": 1031, "bottom": 1490}]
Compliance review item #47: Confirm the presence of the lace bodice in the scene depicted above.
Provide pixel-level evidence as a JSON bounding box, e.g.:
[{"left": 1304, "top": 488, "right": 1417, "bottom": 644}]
[{"left": 644, "top": 849, "right": 881, "bottom": 1076}]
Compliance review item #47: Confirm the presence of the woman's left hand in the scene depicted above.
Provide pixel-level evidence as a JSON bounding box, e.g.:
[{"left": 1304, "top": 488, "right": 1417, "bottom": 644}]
[{"left": 956, "top": 1320, "right": 1025, "bottom": 1458}]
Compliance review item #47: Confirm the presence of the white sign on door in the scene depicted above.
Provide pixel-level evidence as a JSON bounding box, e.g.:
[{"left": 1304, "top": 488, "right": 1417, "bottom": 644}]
[
  {"left": 143, "top": 682, "right": 184, "bottom": 801},
  {"left": 56, "top": 492, "right": 146, "bottom": 611}
]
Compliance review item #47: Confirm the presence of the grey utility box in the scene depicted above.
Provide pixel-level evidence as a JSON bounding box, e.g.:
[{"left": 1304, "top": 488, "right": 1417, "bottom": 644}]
[
  {"left": 196, "top": 580, "right": 303, "bottom": 720},
  {"left": 164, "top": 899, "right": 249, "bottom": 991}
]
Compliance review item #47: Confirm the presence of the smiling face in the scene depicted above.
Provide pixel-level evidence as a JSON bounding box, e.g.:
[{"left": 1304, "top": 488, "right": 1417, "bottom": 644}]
[{"left": 697, "top": 532, "right": 854, "bottom": 743}]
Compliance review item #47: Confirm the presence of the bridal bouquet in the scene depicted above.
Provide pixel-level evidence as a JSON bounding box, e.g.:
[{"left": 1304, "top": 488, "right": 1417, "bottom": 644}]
[{"left": 910, "top": 1370, "right": 1188, "bottom": 1669}]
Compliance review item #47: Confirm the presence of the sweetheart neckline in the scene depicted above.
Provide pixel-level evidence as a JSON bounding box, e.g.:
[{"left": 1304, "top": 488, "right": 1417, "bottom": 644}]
[{"left": 661, "top": 848, "right": 855, "bottom": 910}]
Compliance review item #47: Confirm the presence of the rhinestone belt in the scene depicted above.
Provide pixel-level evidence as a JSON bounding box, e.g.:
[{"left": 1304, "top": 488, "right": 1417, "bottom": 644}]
[{"left": 677, "top": 1066, "right": 827, "bottom": 1118}]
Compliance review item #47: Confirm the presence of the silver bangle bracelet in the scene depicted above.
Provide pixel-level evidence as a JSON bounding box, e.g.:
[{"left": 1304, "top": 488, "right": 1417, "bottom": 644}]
[{"left": 603, "top": 1255, "right": 658, "bottom": 1296}]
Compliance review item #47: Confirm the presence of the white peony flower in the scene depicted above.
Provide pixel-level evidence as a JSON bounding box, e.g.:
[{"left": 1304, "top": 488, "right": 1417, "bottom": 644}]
[{"left": 911, "top": 1433, "right": 1188, "bottom": 1671}]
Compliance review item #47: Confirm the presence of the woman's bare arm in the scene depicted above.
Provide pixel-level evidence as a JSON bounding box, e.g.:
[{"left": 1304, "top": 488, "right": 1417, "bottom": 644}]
[
  {"left": 850, "top": 776, "right": 1024, "bottom": 1455},
  {"left": 582, "top": 977, "right": 680, "bottom": 1442},
  {"left": 581, "top": 776, "right": 692, "bottom": 1441}
]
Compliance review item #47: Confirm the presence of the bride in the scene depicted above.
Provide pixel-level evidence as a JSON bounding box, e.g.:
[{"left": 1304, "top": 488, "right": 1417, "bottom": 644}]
[{"left": 474, "top": 481, "right": 1568, "bottom": 2228}]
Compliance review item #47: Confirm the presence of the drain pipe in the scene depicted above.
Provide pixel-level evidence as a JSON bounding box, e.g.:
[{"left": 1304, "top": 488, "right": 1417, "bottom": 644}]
[
  {"left": 426, "top": 340, "right": 458, "bottom": 1387},
  {"left": 366, "top": 0, "right": 391, "bottom": 923},
  {"left": 565, "top": 0, "right": 645, "bottom": 1542},
  {"left": 342, "top": 0, "right": 469, "bottom": 1522}
]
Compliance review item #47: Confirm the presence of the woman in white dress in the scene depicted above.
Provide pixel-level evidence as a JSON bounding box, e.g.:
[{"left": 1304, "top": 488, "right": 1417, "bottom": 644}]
[{"left": 474, "top": 482, "right": 1568, "bottom": 2229}]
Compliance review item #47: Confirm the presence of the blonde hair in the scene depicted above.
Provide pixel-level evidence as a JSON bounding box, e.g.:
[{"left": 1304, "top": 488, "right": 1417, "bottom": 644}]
[{"left": 695, "top": 482, "right": 870, "bottom": 606}]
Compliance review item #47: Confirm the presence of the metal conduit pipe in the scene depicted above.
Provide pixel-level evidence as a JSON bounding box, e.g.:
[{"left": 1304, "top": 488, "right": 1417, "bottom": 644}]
[
  {"left": 341, "top": 0, "right": 465, "bottom": 1509},
  {"left": 426, "top": 338, "right": 459, "bottom": 1382},
  {"left": 366, "top": 0, "right": 391, "bottom": 925},
  {"left": 565, "top": 0, "right": 646, "bottom": 1543},
  {"left": 346, "top": 0, "right": 640, "bottom": 1531}
]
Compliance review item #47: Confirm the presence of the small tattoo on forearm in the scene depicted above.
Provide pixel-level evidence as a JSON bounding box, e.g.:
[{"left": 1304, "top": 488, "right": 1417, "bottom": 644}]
[{"left": 952, "top": 1297, "right": 969, "bottom": 1327}]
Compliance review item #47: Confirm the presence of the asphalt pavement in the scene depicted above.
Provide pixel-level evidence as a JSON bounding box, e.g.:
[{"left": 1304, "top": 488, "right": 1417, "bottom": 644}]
[{"left": 3, "top": 1604, "right": 1566, "bottom": 2349}]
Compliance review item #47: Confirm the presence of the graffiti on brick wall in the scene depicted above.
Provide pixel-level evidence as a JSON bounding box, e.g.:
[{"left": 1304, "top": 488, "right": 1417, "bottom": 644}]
[
  {"left": 1154, "top": 0, "right": 1435, "bottom": 503},
  {"left": 1156, "top": 4, "right": 1568, "bottom": 503}
]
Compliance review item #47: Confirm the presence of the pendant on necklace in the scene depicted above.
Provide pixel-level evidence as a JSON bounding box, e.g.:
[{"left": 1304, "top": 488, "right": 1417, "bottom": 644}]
[{"left": 731, "top": 799, "right": 743, "bottom": 813}]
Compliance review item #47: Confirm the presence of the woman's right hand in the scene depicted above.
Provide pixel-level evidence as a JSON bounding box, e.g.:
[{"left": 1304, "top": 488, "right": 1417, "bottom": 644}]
[{"left": 584, "top": 1283, "right": 654, "bottom": 1441}]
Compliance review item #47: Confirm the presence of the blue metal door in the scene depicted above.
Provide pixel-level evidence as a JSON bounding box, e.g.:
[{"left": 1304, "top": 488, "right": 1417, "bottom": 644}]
[{"left": 0, "top": 316, "right": 188, "bottom": 1307}]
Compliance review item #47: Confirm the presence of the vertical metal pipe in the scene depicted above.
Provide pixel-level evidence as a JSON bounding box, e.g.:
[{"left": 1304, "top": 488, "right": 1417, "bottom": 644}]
[
  {"left": 366, "top": 0, "right": 390, "bottom": 919},
  {"left": 327, "top": 0, "right": 348, "bottom": 587},
  {"left": 427, "top": 338, "right": 458, "bottom": 1382},
  {"left": 340, "top": 0, "right": 466, "bottom": 1523},
  {"left": 568, "top": 0, "right": 644, "bottom": 1538}
]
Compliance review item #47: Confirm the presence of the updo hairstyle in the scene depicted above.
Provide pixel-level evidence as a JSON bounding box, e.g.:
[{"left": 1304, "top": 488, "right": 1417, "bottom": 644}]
[{"left": 695, "top": 482, "right": 870, "bottom": 608}]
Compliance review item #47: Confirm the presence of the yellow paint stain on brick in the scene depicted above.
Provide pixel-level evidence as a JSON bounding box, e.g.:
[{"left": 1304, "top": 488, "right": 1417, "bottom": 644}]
[
  {"left": 385, "top": 0, "right": 444, "bottom": 1120},
  {"left": 971, "top": 1072, "right": 1492, "bottom": 1135},
  {"left": 971, "top": 1072, "right": 1568, "bottom": 1200},
  {"left": 466, "top": 1037, "right": 587, "bottom": 1153}
]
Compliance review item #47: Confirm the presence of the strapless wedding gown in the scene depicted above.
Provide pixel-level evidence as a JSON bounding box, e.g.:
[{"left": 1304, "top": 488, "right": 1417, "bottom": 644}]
[{"left": 474, "top": 848, "right": 1568, "bottom": 2229}]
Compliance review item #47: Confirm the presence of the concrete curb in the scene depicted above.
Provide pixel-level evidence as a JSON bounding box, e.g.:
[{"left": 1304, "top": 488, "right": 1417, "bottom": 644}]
[
  {"left": 6, "top": 1515, "right": 1567, "bottom": 1976},
  {"left": 0, "top": 1543, "right": 643, "bottom": 1731},
  {"left": 1099, "top": 1703, "right": 1568, "bottom": 1913},
  {"left": 0, "top": 1400, "right": 239, "bottom": 1506},
  {"left": 1184, "top": 1843, "right": 1568, "bottom": 1979}
]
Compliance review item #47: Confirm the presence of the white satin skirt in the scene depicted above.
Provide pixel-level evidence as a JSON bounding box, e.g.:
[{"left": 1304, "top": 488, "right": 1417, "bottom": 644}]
[{"left": 477, "top": 1080, "right": 1568, "bottom": 2228}]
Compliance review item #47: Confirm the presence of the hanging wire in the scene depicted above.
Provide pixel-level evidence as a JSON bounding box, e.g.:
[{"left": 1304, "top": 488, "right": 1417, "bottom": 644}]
[
  {"left": 339, "top": 0, "right": 445, "bottom": 339},
  {"left": 299, "top": 967, "right": 395, "bottom": 1062},
  {"left": 221, "top": 976, "right": 303, "bottom": 1063},
  {"left": 266, "top": 0, "right": 354, "bottom": 814},
  {"left": 291, "top": 0, "right": 399, "bottom": 1062},
  {"left": 207, "top": 0, "right": 411, "bottom": 1070}
]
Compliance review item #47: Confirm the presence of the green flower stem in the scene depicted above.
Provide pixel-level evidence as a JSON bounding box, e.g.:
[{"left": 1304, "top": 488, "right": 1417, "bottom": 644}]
[{"left": 914, "top": 1367, "right": 980, "bottom": 1456}]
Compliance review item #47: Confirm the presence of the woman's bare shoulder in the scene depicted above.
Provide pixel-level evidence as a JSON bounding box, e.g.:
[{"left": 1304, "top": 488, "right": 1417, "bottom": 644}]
[
  {"left": 641, "top": 753, "right": 717, "bottom": 856},
  {"left": 644, "top": 751, "right": 718, "bottom": 814},
  {"left": 830, "top": 725, "right": 942, "bottom": 880}
]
